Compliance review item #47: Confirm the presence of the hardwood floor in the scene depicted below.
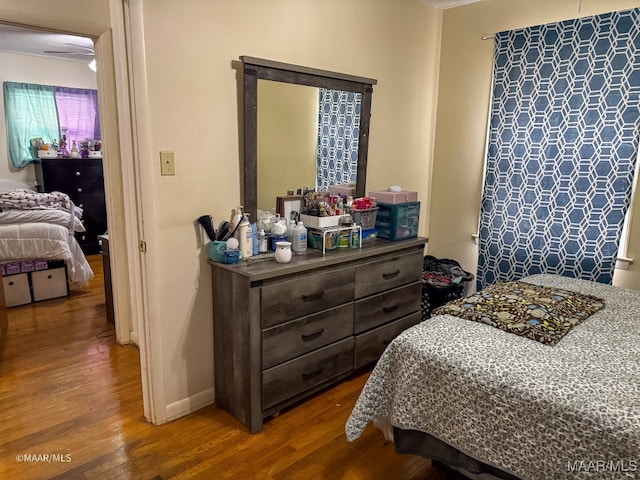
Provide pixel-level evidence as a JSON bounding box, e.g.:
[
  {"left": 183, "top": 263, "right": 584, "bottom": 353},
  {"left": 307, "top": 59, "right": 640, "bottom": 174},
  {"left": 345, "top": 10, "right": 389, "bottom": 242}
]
[{"left": 0, "top": 255, "right": 464, "bottom": 480}]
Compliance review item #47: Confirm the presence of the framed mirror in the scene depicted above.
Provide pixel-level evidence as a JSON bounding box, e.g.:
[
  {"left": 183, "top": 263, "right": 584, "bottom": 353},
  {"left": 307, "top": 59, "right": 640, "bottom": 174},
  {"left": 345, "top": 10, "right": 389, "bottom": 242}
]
[{"left": 241, "top": 56, "right": 377, "bottom": 220}]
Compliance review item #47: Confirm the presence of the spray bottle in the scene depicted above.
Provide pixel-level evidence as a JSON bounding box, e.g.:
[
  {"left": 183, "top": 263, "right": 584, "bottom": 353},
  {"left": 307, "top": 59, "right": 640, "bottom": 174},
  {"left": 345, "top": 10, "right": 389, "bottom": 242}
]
[{"left": 238, "top": 214, "right": 253, "bottom": 258}]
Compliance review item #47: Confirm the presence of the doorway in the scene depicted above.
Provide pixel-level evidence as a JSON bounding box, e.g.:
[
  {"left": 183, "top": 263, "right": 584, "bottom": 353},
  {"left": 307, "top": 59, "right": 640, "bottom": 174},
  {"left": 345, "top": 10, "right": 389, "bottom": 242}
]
[{"left": 0, "top": 11, "right": 154, "bottom": 422}]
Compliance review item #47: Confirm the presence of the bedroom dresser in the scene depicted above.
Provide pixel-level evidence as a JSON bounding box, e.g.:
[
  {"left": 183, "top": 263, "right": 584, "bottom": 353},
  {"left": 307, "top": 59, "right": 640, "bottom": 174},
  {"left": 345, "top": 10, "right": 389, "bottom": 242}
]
[
  {"left": 34, "top": 158, "right": 107, "bottom": 255},
  {"left": 210, "top": 237, "right": 427, "bottom": 432}
]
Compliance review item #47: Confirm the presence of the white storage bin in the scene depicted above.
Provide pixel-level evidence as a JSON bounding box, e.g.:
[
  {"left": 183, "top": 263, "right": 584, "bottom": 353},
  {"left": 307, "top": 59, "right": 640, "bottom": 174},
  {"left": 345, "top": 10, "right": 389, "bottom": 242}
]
[
  {"left": 31, "top": 267, "right": 69, "bottom": 302},
  {"left": 3, "top": 273, "right": 32, "bottom": 307}
]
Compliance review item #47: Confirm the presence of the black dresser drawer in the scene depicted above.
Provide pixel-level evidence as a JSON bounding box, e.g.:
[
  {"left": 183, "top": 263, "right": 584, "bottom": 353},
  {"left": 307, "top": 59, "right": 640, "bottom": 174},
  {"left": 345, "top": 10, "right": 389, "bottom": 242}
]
[{"left": 35, "top": 158, "right": 107, "bottom": 255}]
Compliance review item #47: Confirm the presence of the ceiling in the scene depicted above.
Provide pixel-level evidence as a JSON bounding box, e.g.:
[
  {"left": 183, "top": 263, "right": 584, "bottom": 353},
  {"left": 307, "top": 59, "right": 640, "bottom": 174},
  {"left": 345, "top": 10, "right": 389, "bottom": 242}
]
[
  {"left": 420, "top": 0, "right": 483, "bottom": 8},
  {"left": 0, "top": 2, "right": 480, "bottom": 61},
  {"left": 0, "top": 23, "right": 94, "bottom": 63}
]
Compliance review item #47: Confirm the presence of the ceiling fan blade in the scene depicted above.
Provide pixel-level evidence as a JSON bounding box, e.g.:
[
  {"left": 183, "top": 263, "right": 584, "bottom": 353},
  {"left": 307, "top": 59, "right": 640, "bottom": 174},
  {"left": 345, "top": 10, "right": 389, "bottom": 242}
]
[{"left": 62, "top": 42, "right": 94, "bottom": 51}]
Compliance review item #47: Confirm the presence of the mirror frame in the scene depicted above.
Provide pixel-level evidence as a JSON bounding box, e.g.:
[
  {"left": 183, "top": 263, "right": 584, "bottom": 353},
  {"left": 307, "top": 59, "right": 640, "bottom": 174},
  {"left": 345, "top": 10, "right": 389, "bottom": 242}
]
[{"left": 241, "top": 55, "right": 377, "bottom": 220}]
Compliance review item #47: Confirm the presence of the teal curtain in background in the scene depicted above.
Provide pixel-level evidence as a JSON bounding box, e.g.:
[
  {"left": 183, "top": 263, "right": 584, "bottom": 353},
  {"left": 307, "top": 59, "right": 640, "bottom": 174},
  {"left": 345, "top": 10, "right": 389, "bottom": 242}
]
[{"left": 3, "top": 82, "right": 59, "bottom": 168}]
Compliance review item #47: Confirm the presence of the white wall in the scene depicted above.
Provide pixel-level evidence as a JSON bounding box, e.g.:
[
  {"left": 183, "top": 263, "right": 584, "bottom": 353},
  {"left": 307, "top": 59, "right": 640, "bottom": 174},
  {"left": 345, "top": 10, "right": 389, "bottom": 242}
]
[
  {"left": 0, "top": 51, "right": 97, "bottom": 184},
  {"left": 430, "top": 0, "right": 640, "bottom": 291}
]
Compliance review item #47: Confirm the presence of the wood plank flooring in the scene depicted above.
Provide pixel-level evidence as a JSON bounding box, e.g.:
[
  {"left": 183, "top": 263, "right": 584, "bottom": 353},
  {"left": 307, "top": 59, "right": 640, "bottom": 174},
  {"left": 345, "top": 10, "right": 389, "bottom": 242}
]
[{"left": 0, "top": 255, "right": 464, "bottom": 480}]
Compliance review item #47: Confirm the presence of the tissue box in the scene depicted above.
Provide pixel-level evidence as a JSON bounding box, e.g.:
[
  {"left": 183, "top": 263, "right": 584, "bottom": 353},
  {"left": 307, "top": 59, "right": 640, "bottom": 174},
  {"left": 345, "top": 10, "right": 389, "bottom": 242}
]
[{"left": 369, "top": 190, "right": 418, "bottom": 204}]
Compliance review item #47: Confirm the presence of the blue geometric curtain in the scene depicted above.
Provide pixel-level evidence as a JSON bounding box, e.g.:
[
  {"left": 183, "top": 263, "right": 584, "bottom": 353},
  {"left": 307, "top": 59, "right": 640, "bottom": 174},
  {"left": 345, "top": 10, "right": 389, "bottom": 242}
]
[
  {"left": 478, "top": 9, "right": 640, "bottom": 289},
  {"left": 316, "top": 89, "right": 361, "bottom": 190}
]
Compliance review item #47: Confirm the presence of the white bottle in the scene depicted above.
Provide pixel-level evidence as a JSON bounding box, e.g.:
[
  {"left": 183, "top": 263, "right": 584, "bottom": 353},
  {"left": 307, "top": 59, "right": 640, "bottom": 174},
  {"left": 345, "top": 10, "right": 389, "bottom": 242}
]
[
  {"left": 259, "top": 228, "right": 268, "bottom": 253},
  {"left": 238, "top": 214, "right": 253, "bottom": 258},
  {"left": 287, "top": 219, "right": 296, "bottom": 242},
  {"left": 292, "top": 221, "right": 307, "bottom": 253},
  {"left": 229, "top": 205, "right": 243, "bottom": 235}
]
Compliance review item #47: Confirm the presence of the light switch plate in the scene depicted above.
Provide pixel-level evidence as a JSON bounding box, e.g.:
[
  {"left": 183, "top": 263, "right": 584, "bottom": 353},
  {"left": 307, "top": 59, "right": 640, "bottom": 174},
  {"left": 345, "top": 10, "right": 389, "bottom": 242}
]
[{"left": 160, "top": 151, "right": 175, "bottom": 176}]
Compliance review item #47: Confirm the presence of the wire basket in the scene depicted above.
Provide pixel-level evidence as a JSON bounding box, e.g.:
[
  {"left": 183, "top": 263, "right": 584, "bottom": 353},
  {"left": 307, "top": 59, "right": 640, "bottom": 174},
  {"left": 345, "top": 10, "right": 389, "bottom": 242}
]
[{"left": 350, "top": 207, "right": 378, "bottom": 230}]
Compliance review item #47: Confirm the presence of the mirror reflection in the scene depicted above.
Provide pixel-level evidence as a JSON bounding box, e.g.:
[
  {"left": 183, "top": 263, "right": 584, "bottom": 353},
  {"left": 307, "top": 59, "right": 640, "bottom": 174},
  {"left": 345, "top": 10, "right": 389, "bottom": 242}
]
[
  {"left": 241, "top": 56, "right": 376, "bottom": 221},
  {"left": 257, "top": 81, "right": 362, "bottom": 212}
]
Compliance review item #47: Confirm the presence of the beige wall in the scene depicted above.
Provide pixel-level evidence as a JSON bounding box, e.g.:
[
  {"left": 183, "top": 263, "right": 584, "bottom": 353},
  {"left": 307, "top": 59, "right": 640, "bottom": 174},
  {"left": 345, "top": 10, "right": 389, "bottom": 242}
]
[
  {"left": 139, "top": 0, "right": 442, "bottom": 410},
  {"left": 431, "top": 0, "right": 640, "bottom": 291},
  {"left": 257, "top": 80, "right": 318, "bottom": 212},
  {"left": 0, "top": 51, "right": 97, "bottom": 183}
]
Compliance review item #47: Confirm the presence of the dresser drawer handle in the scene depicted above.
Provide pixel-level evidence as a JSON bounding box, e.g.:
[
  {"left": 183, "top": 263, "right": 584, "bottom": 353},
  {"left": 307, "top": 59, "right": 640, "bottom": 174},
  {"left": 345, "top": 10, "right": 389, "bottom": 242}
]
[
  {"left": 301, "top": 365, "right": 325, "bottom": 380},
  {"left": 382, "top": 270, "right": 400, "bottom": 279},
  {"left": 47, "top": 274, "right": 53, "bottom": 279},
  {"left": 301, "top": 328, "right": 325, "bottom": 342},
  {"left": 301, "top": 291, "right": 324, "bottom": 302},
  {"left": 76, "top": 171, "right": 81, "bottom": 176},
  {"left": 8, "top": 281, "right": 14, "bottom": 286},
  {"left": 382, "top": 303, "right": 400, "bottom": 314}
]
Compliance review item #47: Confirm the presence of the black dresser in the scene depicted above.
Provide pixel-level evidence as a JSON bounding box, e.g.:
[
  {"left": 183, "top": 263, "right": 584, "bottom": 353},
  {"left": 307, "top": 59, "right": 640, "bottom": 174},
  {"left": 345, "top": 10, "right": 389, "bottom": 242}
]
[{"left": 35, "top": 158, "right": 108, "bottom": 255}]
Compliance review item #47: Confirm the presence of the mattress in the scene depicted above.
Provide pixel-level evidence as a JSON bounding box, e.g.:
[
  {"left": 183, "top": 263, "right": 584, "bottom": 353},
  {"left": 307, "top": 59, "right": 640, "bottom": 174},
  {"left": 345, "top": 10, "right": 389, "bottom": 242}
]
[
  {"left": 0, "top": 222, "right": 93, "bottom": 287},
  {"left": 345, "top": 274, "right": 640, "bottom": 479}
]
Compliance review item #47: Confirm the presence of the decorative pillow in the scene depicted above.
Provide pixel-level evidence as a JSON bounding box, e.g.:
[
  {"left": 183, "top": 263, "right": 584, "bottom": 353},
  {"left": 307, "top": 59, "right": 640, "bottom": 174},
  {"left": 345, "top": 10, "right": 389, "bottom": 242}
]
[{"left": 433, "top": 281, "right": 605, "bottom": 346}]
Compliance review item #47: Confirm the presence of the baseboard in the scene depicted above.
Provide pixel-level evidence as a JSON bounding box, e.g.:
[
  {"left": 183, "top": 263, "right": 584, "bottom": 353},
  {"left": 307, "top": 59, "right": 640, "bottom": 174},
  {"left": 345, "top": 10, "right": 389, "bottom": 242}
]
[{"left": 165, "top": 387, "right": 215, "bottom": 421}]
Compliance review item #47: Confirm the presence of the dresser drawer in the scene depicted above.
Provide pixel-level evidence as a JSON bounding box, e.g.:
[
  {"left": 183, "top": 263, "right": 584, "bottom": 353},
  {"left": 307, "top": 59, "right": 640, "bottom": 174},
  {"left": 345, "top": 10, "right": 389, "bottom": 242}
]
[
  {"left": 355, "top": 250, "right": 422, "bottom": 298},
  {"left": 262, "top": 304, "right": 354, "bottom": 369},
  {"left": 354, "top": 281, "right": 421, "bottom": 334},
  {"left": 261, "top": 266, "right": 355, "bottom": 328},
  {"left": 354, "top": 312, "right": 421, "bottom": 369},
  {"left": 262, "top": 337, "right": 354, "bottom": 409}
]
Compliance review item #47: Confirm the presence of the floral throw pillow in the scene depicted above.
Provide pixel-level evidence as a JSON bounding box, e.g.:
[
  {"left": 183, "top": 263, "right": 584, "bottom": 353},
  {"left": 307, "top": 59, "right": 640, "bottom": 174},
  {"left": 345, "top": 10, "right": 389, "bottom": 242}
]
[{"left": 433, "top": 281, "right": 604, "bottom": 346}]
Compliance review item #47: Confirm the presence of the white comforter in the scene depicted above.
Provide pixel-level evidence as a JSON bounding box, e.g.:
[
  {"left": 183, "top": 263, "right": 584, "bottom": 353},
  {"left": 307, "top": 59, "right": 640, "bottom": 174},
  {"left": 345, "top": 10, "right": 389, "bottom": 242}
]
[{"left": 0, "top": 222, "right": 94, "bottom": 287}]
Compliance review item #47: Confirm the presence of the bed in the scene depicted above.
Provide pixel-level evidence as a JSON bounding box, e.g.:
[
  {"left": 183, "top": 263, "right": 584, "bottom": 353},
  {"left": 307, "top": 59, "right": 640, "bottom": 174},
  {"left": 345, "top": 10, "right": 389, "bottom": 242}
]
[
  {"left": 0, "top": 179, "right": 94, "bottom": 289},
  {"left": 345, "top": 274, "right": 640, "bottom": 480}
]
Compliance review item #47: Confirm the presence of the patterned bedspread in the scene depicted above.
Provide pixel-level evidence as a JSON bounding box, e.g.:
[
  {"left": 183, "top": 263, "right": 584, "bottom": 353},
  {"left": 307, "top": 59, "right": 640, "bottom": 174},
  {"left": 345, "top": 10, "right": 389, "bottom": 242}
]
[{"left": 345, "top": 274, "right": 640, "bottom": 479}]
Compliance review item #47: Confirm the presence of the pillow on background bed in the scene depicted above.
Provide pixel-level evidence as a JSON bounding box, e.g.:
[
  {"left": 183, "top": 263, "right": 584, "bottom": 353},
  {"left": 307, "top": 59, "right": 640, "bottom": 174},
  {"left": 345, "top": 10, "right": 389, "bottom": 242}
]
[
  {"left": 0, "top": 179, "right": 35, "bottom": 193},
  {"left": 433, "top": 281, "right": 604, "bottom": 346}
]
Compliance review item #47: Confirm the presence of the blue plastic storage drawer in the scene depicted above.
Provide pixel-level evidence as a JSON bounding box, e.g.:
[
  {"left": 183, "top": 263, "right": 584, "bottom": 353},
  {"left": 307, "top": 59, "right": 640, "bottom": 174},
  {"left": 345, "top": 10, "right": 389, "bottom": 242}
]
[{"left": 375, "top": 202, "right": 420, "bottom": 240}]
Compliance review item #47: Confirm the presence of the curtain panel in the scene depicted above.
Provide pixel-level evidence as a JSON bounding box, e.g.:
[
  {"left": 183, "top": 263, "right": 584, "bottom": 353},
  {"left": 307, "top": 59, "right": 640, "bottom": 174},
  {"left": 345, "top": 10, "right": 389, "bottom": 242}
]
[
  {"left": 3, "top": 82, "right": 100, "bottom": 169},
  {"left": 3, "top": 82, "right": 59, "bottom": 169},
  {"left": 478, "top": 8, "right": 640, "bottom": 289},
  {"left": 316, "top": 89, "right": 361, "bottom": 190}
]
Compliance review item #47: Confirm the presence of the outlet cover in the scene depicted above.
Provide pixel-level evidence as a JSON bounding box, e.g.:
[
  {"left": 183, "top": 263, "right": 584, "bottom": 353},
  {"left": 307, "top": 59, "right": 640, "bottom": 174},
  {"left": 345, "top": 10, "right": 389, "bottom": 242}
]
[{"left": 160, "top": 151, "right": 175, "bottom": 176}]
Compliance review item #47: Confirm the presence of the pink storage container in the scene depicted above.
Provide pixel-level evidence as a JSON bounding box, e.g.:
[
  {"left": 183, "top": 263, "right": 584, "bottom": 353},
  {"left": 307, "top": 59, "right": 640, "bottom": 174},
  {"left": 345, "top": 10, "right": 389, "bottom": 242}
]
[{"left": 369, "top": 190, "right": 418, "bottom": 204}]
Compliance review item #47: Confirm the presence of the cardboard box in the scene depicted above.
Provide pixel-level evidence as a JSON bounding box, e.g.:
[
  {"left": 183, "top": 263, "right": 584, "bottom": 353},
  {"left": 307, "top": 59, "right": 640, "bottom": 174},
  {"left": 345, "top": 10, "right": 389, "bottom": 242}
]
[
  {"left": 369, "top": 190, "right": 418, "bottom": 204},
  {"left": 328, "top": 184, "right": 356, "bottom": 197}
]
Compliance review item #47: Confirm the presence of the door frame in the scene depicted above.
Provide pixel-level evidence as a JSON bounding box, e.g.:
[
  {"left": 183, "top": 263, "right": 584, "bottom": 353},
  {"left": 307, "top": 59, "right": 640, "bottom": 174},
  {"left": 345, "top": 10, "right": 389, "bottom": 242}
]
[{"left": 0, "top": 0, "right": 165, "bottom": 424}]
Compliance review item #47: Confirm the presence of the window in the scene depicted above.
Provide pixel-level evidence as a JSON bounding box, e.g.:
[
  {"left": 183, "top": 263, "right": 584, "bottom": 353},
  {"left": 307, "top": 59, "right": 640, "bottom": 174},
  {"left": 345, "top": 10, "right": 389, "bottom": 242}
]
[{"left": 3, "top": 81, "right": 100, "bottom": 168}]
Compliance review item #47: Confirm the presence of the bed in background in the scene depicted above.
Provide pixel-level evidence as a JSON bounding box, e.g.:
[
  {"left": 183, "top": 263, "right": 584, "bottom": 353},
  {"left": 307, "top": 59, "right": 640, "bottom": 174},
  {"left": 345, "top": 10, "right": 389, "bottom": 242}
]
[
  {"left": 346, "top": 274, "right": 640, "bottom": 480},
  {"left": 0, "top": 179, "right": 94, "bottom": 297}
]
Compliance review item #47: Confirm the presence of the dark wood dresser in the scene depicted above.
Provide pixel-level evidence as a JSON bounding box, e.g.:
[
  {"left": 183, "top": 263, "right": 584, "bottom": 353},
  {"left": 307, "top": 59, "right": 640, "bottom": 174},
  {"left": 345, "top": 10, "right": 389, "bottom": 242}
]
[
  {"left": 210, "top": 237, "right": 427, "bottom": 432},
  {"left": 35, "top": 158, "right": 107, "bottom": 254}
]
